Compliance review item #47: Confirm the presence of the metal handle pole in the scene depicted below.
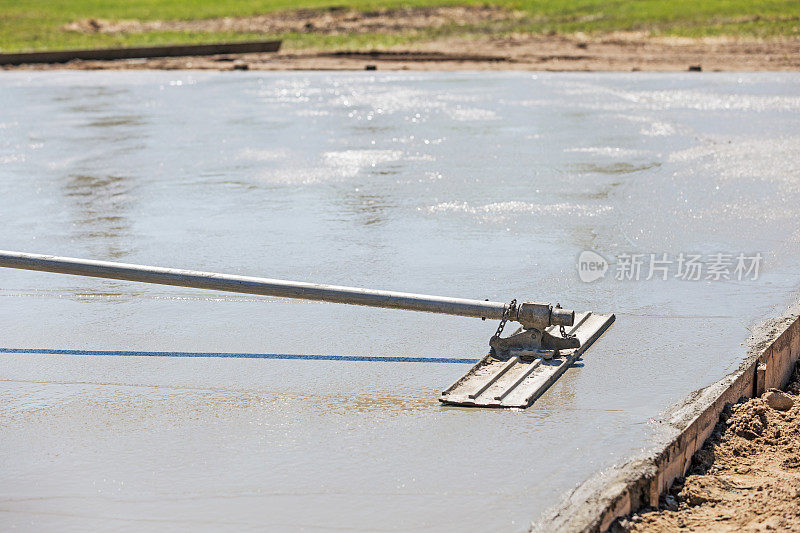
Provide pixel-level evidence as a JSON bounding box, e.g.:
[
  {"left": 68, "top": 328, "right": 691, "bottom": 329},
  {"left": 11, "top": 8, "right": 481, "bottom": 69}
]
[{"left": 0, "top": 250, "right": 510, "bottom": 321}]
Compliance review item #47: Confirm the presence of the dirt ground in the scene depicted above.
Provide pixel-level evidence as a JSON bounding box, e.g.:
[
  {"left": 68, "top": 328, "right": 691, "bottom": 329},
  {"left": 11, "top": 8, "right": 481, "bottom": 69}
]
[
  {"left": 60, "top": 6, "right": 521, "bottom": 35},
  {"left": 5, "top": 6, "right": 800, "bottom": 71},
  {"left": 8, "top": 34, "right": 800, "bottom": 72},
  {"left": 615, "top": 364, "right": 800, "bottom": 533}
]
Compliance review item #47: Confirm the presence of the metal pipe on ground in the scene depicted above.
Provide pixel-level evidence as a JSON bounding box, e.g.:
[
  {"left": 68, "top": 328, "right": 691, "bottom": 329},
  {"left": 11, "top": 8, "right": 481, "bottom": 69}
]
[{"left": 0, "top": 250, "right": 573, "bottom": 328}]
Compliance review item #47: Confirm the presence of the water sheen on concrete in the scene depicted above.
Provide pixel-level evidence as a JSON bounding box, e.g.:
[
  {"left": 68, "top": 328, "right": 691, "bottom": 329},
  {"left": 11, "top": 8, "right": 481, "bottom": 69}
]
[{"left": 1, "top": 72, "right": 799, "bottom": 532}]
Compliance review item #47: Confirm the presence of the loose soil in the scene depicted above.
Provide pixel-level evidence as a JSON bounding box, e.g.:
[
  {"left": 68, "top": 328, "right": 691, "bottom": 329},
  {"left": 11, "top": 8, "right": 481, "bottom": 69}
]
[
  {"left": 61, "top": 6, "right": 521, "bottom": 35},
  {"left": 4, "top": 7, "right": 800, "bottom": 71},
  {"left": 615, "top": 364, "right": 800, "bottom": 533},
  {"left": 6, "top": 34, "right": 800, "bottom": 71}
]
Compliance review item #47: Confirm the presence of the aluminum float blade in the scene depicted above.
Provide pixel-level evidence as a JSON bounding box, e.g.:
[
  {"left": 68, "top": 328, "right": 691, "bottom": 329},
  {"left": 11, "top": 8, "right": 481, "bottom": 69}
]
[{"left": 439, "top": 312, "right": 615, "bottom": 409}]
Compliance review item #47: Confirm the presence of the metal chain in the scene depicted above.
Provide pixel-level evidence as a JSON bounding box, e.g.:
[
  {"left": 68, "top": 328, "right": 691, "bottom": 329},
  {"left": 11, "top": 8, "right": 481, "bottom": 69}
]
[
  {"left": 555, "top": 303, "right": 576, "bottom": 339},
  {"left": 492, "top": 299, "right": 516, "bottom": 339}
]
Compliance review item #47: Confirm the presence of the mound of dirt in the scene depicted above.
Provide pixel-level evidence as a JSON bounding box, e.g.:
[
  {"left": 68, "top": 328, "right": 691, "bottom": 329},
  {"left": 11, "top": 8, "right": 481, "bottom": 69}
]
[
  {"left": 62, "top": 6, "right": 522, "bottom": 36},
  {"left": 616, "top": 363, "right": 800, "bottom": 532}
]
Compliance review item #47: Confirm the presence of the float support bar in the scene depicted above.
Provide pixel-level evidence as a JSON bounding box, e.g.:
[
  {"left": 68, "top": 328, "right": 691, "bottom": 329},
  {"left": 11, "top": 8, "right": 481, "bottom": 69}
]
[{"left": 0, "top": 250, "right": 526, "bottom": 321}]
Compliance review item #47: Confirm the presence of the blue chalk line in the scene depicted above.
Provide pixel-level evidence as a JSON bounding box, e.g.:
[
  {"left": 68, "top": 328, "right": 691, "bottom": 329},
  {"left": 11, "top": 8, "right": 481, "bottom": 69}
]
[{"left": 0, "top": 347, "right": 478, "bottom": 364}]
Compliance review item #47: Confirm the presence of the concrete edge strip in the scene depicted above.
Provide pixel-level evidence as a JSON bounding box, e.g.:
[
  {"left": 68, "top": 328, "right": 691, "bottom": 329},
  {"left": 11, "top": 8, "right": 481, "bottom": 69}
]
[
  {"left": 321, "top": 51, "right": 509, "bottom": 62},
  {"left": 0, "top": 40, "right": 281, "bottom": 66},
  {"left": 532, "top": 305, "right": 800, "bottom": 533}
]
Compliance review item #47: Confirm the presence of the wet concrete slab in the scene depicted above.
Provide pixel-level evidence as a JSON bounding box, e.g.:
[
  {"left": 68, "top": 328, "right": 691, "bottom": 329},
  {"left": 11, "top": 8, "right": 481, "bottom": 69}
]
[{"left": 1, "top": 71, "right": 800, "bottom": 531}]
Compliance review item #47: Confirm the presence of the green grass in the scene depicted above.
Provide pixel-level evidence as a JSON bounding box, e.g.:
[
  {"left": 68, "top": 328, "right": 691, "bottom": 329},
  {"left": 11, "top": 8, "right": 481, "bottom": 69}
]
[{"left": 1, "top": 0, "right": 799, "bottom": 53}]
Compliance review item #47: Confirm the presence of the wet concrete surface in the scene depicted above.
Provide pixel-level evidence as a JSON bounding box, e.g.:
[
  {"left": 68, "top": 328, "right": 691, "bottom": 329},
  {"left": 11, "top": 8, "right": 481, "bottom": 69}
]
[{"left": 1, "top": 72, "right": 799, "bottom": 531}]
